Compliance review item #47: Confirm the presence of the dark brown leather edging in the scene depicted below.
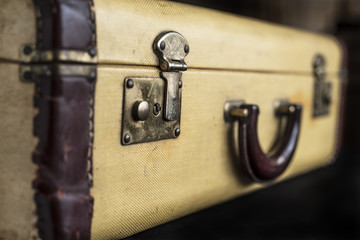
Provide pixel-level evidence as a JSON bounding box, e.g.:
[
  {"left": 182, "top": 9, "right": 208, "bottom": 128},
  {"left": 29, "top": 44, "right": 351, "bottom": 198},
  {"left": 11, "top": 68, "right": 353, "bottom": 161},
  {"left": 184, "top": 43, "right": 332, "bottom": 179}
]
[
  {"left": 34, "top": 0, "right": 96, "bottom": 53},
  {"left": 32, "top": 0, "right": 97, "bottom": 239},
  {"left": 331, "top": 38, "right": 348, "bottom": 162}
]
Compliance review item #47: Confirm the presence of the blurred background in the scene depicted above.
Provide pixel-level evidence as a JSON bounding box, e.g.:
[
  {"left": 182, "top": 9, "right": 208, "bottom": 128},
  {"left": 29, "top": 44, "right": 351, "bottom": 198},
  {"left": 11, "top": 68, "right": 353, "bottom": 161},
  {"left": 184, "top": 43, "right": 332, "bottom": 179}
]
[{"left": 127, "top": 1, "right": 360, "bottom": 239}]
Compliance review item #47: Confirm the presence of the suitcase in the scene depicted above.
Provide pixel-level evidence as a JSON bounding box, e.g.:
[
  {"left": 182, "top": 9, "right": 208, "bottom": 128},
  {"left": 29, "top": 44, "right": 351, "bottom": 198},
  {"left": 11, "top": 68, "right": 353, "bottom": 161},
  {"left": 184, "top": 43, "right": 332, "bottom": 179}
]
[{"left": 0, "top": 0, "right": 345, "bottom": 239}]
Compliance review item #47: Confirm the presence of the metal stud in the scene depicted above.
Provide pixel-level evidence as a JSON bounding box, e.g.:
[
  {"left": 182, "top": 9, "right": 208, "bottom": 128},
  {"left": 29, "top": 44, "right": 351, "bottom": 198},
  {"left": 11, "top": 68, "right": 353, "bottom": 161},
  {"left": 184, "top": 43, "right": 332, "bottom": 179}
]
[
  {"left": 178, "top": 80, "right": 183, "bottom": 88},
  {"left": 124, "top": 134, "right": 131, "bottom": 143},
  {"left": 88, "top": 48, "right": 97, "bottom": 57},
  {"left": 184, "top": 45, "right": 189, "bottom": 53},
  {"left": 174, "top": 128, "right": 180, "bottom": 137},
  {"left": 23, "top": 45, "right": 33, "bottom": 55},
  {"left": 160, "top": 41, "right": 166, "bottom": 50},
  {"left": 126, "top": 79, "right": 134, "bottom": 88},
  {"left": 89, "top": 71, "right": 96, "bottom": 81},
  {"left": 23, "top": 71, "right": 32, "bottom": 80}
]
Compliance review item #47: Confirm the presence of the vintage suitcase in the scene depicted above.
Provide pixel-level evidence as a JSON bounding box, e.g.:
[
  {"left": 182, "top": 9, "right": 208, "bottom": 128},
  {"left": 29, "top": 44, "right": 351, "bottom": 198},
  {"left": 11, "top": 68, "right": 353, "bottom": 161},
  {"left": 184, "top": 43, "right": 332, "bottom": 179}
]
[{"left": 0, "top": 0, "right": 345, "bottom": 239}]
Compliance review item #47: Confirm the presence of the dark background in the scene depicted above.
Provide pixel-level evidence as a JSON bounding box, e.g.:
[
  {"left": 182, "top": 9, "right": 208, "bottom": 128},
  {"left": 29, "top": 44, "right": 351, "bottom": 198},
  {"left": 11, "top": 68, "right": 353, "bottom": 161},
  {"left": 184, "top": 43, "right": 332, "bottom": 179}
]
[{"left": 126, "top": 1, "right": 360, "bottom": 239}]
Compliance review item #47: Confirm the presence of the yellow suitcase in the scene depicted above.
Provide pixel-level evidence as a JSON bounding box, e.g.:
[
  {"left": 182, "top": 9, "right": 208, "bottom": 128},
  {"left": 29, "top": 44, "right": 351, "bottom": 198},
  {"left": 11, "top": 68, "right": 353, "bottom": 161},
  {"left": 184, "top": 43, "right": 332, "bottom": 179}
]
[{"left": 0, "top": 0, "right": 345, "bottom": 239}]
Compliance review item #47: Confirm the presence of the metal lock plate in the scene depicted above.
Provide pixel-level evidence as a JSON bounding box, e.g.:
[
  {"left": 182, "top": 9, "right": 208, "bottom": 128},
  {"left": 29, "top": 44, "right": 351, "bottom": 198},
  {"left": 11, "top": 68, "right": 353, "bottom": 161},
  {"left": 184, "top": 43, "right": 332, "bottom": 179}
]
[
  {"left": 121, "top": 31, "right": 188, "bottom": 145},
  {"left": 121, "top": 77, "right": 181, "bottom": 145},
  {"left": 312, "top": 54, "right": 332, "bottom": 117},
  {"left": 313, "top": 80, "right": 332, "bottom": 116}
]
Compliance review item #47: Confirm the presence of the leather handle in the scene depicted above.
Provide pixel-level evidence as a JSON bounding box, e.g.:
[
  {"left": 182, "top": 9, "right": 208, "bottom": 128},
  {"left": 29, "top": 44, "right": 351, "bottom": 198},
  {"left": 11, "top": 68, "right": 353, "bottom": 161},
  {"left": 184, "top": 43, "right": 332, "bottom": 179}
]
[{"left": 234, "top": 104, "right": 302, "bottom": 182}]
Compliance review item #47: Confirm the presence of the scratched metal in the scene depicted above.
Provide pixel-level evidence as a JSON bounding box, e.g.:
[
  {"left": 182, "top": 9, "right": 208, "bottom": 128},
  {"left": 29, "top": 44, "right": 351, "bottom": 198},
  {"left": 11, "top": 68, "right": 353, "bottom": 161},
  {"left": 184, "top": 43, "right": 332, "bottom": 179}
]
[{"left": 121, "top": 77, "right": 181, "bottom": 145}]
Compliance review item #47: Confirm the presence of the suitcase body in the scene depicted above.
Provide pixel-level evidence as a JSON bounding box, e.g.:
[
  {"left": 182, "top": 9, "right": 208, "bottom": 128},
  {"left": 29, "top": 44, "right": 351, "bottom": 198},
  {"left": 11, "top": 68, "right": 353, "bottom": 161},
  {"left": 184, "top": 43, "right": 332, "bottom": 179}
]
[{"left": 0, "top": 0, "right": 344, "bottom": 239}]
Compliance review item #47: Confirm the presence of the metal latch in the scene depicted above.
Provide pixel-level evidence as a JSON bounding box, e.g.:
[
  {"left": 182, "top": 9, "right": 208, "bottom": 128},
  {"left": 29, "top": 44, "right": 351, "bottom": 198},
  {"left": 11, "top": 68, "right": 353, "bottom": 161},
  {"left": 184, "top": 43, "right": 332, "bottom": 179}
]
[
  {"left": 313, "top": 54, "right": 332, "bottom": 117},
  {"left": 121, "top": 31, "right": 189, "bottom": 145}
]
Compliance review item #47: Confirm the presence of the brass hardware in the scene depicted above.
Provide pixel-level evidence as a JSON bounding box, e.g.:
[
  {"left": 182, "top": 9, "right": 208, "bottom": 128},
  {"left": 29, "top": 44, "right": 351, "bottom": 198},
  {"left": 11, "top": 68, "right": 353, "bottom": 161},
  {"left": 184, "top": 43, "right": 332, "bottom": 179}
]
[
  {"left": 121, "top": 31, "right": 189, "bottom": 145},
  {"left": 153, "top": 31, "right": 189, "bottom": 121},
  {"left": 126, "top": 78, "right": 134, "bottom": 88},
  {"left": 133, "top": 101, "right": 150, "bottom": 121},
  {"left": 174, "top": 128, "right": 181, "bottom": 137},
  {"left": 20, "top": 64, "right": 96, "bottom": 82},
  {"left": 277, "top": 105, "right": 296, "bottom": 114},
  {"left": 121, "top": 77, "right": 181, "bottom": 145},
  {"left": 123, "top": 134, "right": 131, "bottom": 144},
  {"left": 160, "top": 71, "right": 183, "bottom": 121},
  {"left": 225, "top": 99, "right": 294, "bottom": 122},
  {"left": 274, "top": 99, "right": 294, "bottom": 116},
  {"left": 224, "top": 100, "right": 246, "bottom": 122},
  {"left": 20, "top": 45, "right": 98, "bottom": 83},
  {"left": 230, "top": 109, "right": 249, "bottom": 118},
  {"left": 313, "top": 54, "right": 332, "bottom": 117},
  {"left": 20, "top": 45, "right": 98, "bottom": 64}
]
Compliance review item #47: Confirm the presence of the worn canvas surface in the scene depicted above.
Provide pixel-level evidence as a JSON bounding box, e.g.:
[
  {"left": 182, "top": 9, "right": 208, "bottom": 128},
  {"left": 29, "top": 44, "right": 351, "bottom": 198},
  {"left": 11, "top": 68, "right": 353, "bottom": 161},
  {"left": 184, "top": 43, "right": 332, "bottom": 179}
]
[
  {"left": 0, "top": 0, "right": 39, "bottom": 239},
  {"left": 0, "top": 0, "right": 342, "bottom": 239},
  {"left": 89, "top": 1, "right": 342, "bottom": 239},
  {"left": 91, "top": 67, "right": 341, "bottom": 239}
]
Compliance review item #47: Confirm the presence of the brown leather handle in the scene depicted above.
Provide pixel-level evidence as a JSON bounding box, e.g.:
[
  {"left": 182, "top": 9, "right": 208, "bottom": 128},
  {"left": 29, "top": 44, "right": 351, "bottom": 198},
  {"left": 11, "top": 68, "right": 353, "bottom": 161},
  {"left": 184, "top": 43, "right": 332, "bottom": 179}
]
[{"left": 235, "top": 104, "right": 302, "bottom": 182}]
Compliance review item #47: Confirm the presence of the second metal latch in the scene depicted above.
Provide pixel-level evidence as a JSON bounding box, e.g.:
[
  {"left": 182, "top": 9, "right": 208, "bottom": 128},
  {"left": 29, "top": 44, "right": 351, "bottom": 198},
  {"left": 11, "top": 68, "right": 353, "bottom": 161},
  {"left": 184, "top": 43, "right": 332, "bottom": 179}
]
[{"left": 313, "top": 54, "right": 332, "bottom": 117}]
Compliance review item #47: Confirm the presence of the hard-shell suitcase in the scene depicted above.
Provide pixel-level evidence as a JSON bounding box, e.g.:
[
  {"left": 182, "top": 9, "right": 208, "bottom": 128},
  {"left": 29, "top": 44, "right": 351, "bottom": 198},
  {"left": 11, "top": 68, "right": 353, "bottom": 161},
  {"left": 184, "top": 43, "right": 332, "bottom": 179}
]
[{"left": 0, "top": 0, "right": 345, "bottom": 239}]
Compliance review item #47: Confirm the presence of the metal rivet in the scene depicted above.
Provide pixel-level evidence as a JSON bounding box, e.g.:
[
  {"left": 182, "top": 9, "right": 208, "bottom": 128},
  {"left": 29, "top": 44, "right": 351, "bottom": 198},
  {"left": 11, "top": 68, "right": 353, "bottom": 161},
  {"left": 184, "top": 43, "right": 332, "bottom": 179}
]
[
  {"left": 178, "top": 80, "right": 183, "bottom": 88},
  {"left": 23, "top": 71, "right": 32, "bottom": 80},
  {"left": 184, "top": 45, "right": 189, "bottom": 53},
  {"left": 88, "top": 48, "right": 97, "bottom": 57},
  {"left": 160, "top": 41, "right": 165, "bottom": 50},
  {"left": 174, "top": 128, "right": 180, "bottom": 137},
  {"left": 124, "top": 134, "right": 131, "bottom": 143},
  {"left": 153, "top": 103, "right": 161, "bottom": 116},
  {"left": 133, "top": 101, "right": 150, "bottom": 121},
  {"left": 289, "top": 106, "right": 295, "bottom": 113},
  {"left": 127, "top": 79, "right": 134, "bottom": 88},
  {"left": 89, "top": 71, "right": 96, "bottom": 81},
  {"left": 23, "top": 45, "right": 32, "bottom": 55}
]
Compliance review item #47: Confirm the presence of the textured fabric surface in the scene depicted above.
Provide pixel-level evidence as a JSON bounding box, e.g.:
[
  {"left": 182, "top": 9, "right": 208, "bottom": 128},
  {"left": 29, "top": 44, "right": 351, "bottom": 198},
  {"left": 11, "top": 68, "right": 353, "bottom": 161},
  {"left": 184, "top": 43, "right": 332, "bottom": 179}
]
[
  {"left": 0, "top": 1, "right": 38, "bottom": 239},
  {"left": 91, "top": 1, "right": 342, "bottom": 238},
  {"left": 0, "top": 1, "right": 343, "bottom": 239},
  {"left": 0, "top": 0, "right": 35, "bottom": 61},
  {"left": 91, "top": 66, "right": 341, "bottom": 239},
  {"left": 95, "top": 0, "right": 341, "bottom": 73},
  {"left": 0, "top": 64, "right": 38, "bottom": 240}
]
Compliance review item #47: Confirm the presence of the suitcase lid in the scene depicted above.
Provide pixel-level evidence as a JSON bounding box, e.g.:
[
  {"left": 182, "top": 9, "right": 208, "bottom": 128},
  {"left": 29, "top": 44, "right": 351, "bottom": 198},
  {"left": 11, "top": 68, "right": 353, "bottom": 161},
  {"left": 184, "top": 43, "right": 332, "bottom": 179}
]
[
  {"left": 0, "top": 0, "right": 342, "bottom": 74},
  {"left": 95, "top": 0, "right": 342, "bottom": 74}
]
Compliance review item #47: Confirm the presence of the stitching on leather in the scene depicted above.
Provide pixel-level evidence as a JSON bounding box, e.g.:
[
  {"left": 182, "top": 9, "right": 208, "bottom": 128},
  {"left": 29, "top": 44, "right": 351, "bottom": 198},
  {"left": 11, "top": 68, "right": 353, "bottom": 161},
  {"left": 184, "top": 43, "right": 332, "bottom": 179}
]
[
  {"left": 32, "top": 3, "right": 42, "bottom": 239},
  {"left": 88, "top": 0, "right": 96, "bottom": 223},
  {"left": 89, "top": 0, "right": 97, "bottom": 50},
  {"left": 34, "top": 3, "right": 42, "bottom": 49},
  {"left": 88, "top": 89, "right": 94, "bottom": 186}
]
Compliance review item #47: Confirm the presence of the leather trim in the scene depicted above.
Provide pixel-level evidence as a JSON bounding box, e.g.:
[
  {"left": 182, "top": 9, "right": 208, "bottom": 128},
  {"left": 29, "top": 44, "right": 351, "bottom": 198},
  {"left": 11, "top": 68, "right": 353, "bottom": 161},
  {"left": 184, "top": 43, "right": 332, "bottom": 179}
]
[
  {"left": 34, "top": 0, "right": 96, "bottom": 52},
  {"left": 331, "top": 38, "right": 347, "bottom": 162},
  {"left": 32, "top": 0, "right": 96, "bottom": 239}
]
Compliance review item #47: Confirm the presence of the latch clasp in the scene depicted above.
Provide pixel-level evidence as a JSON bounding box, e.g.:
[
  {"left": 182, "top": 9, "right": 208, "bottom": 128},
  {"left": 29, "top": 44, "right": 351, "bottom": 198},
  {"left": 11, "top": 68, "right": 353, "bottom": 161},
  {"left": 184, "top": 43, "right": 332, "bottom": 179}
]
[
  {"left": 121, "top": 31, "right": 189, "bottom": 145},
  {"left": 312, "top": 54, "right": 332, "bottom": 117},
  {"left": 154, "top": 32, "right": 189, "bottom": 121}
]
